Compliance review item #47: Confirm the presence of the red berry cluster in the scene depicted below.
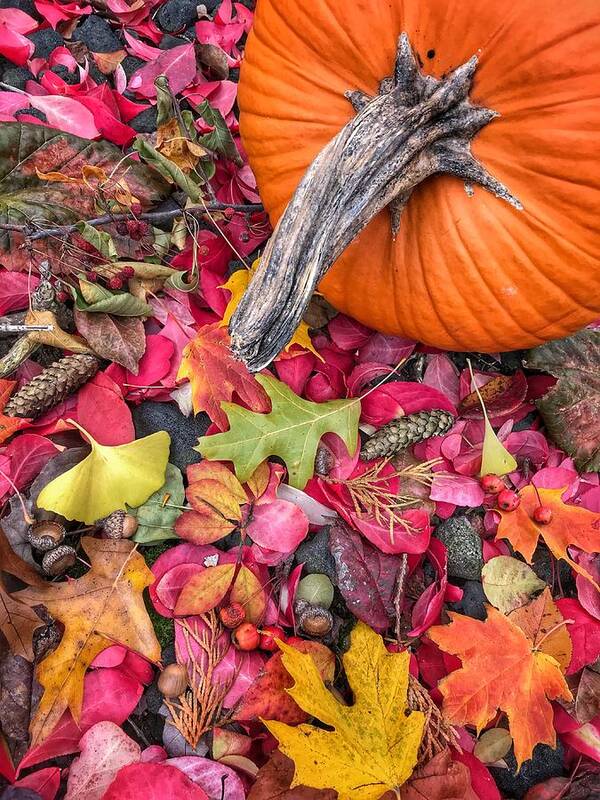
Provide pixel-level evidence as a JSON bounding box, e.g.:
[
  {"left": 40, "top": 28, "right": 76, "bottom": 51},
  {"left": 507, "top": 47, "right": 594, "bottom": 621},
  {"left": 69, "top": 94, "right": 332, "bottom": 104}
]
[
  {"left": 115, "top": 219, "right": 151, "bottom": 240},
  {"left": 219, "top": 603, "right": 288, "bottom": 652},
  {"left": 480, "top": 474, "right": 553, "bottom": 523}
]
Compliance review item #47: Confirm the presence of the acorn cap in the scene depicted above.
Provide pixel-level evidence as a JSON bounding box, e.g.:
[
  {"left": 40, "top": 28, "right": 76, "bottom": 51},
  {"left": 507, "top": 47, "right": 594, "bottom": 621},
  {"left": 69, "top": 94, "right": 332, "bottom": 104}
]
[
  {"left": 28, "top": 520, "right": 66, "bottom": 552},
  {"left": 158, "top": 663, "right": 189, "bottom": 698},
  {"left": 101, "top": 510, "right": 138, "bottom": 539},
  {"left": 42, "top": 544, "right": 77, "bottom": 576},
  {"left": 297, "top": 605, "right": 334, "bottom": 638}
]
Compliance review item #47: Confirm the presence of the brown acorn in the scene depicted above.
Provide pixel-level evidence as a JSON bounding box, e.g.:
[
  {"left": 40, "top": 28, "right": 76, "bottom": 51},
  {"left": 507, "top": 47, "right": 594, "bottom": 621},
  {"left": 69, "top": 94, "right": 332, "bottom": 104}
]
[
  {"left": 158, "top": 663, "right": 189, "bottom": 698},
  {"left": 42, "top": 544, "right": 77, "bottom": 576},
  {"left": 297, "top": 604, "right": 334, "bottom": 638},
  {"left": 28, "top": 520, "right": 66, "bottom": 552},
  {"left": 101, "top": 510, "right": 138, "bottom": 539}
]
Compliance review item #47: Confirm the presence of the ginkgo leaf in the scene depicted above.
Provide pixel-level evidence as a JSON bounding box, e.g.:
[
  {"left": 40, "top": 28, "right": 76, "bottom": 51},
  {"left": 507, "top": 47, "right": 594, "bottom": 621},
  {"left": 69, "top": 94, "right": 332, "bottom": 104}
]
[
  {"left": 37, "top": 423, "right": 170, "bottom": 524},
  {"left": 197, "top": 375, "right": 360, "bottom": 489},
  {"left": 176, "top": 323, "right": 269, "bottom": 430},
  {"left": 264, "top": 622, "right": 424, "bottom": 800},
  {"left": 221, "top": 261, "right": 321, "bottom": 359},
  {"left": 17, "top": 537, "right": 160, "bottom": 746},
  {"left": 467, "top": 363, "right": 517, "bottom": 476},
  {"left": 428, "top": 601, "right": 572, "bottom": 768},
  {"left": 497, "top": 485, "right": 600, "bottom": 589}
]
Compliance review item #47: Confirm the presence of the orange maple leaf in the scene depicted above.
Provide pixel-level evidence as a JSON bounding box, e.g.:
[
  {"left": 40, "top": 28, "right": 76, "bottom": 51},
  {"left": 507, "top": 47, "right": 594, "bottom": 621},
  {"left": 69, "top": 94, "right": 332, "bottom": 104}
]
[
  {"left": 0, "top": 378, "right": 31, "bottom": 445},
  {"left": 497, "top": 485, "right": 600, "bottom": 589},
  {"left": 176, "top": 323, "right": 270, "bottom": 430},
  {"left": 428, "top": 600, "right": 572, "bottom": 768}
]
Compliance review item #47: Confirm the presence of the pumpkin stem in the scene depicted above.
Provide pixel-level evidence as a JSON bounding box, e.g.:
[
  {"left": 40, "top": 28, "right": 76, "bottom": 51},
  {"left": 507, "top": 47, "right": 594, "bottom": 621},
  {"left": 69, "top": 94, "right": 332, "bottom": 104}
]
[{"left": 230, "top": 33, "right": 522, "bottom": 371}]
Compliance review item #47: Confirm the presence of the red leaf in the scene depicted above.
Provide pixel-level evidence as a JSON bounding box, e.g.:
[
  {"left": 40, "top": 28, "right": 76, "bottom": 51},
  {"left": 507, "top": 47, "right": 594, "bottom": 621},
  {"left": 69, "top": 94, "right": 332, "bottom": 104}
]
[
  {"left": 0, "top": 434, "right": 58, "bottom": 500},
  {"left": 361, "top": 381, "right": 457, "bottom": 426},
  {"left": 103, "top": 763, "right": 209, "bottom": 800},
  {"left": 13, "top": 767, "right": 60, "bottom": 800},
  {"left": 76, "top": 373, "right": 134, "bottom": 446},
  {"left": 0, "top": 23, "right": 34, "bottom": 66},
  {"left": 0, "top": 271, "right": 39, "bottom": 315},
  {"left": 557, "top": 598, "right": 600, "bottom": 674},
  {"left": 128, "top": 43, "right": 197, "bottom": 99},
  {"left": 459, "top": 371, "right": 528, "bottom": 419}
]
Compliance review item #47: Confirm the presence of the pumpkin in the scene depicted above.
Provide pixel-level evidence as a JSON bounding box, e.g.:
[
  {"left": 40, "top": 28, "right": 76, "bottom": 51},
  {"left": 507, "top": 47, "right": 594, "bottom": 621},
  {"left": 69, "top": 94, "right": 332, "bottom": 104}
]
[{"left": 231, "top": 0, "right": 600, "bottom": 368}]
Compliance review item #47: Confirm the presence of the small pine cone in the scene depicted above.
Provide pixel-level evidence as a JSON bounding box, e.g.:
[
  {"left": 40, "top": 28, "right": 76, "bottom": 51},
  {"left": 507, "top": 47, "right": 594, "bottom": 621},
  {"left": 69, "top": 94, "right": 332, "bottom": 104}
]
[
  {"left": 360, "top": 409, "right": 455, "bottom": 461},
  {"left": 4, "top": 353, "right": 100, "bottom": 419}
]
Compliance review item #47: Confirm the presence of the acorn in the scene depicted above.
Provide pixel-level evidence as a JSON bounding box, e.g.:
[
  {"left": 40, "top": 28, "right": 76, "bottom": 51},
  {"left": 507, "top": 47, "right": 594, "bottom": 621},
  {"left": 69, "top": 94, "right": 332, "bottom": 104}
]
[
  {"left": 28, "top": 520, "right": 66, "bottom": 552},
  {"left": 297, "top": 604, "right": 334, "bottom": 638},
  {"left": 296, "top": 574, "right": 334, "bottom": 610},
  {"left": 42, "top": 544, "right": 77, "bottom": 576},
  {"left": 101, "top": 510, "right": 138, "bottom": 539},
  {"left": 158, "top": 663, "right": 189, "bottom": 698}
]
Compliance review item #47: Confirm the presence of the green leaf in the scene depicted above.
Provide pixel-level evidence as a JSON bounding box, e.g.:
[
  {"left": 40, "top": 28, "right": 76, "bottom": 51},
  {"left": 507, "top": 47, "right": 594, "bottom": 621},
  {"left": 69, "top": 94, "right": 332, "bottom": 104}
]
[
  {"left": 131, "top": 463, "right": 184, "bottom": 544},
  {"left": 152, "top": 226, "right": 171, "bottom": 258},
  {"left": 196, "top": 100, "right": 242, "bottom": 165},
  {"left": 109, "top": 261, "right": 180, "bottom": 280},
  {"left": 525, "top": 330, "right": 600, "bottom": 472},
  {"left": 0, "top": 123, "right": 168, "bottom": 272},
  {"left": 133, "top": 138, "right": 203, "bottom": 201},
  {"left": 75, "top": 279, "right": 152, "bottom": 316},
  {"left": 481, "top": 555, "right": 546, "bottom": 614},
  {"left": 75, "top": 221, "right": 117, "bottom": 261},
  {"left": 197, "top": 374, "right": 360, "bottom": 489}
]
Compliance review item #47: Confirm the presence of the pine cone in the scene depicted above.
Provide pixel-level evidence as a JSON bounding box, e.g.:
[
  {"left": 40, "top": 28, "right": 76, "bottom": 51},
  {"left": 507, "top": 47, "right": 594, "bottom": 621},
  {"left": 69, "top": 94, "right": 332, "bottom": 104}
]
[
  {"left": 360, "top": 409, "right": 455, "bottom": 461},
  {"left": 4, "top": 353, "right": 100, "bottom": 419}
]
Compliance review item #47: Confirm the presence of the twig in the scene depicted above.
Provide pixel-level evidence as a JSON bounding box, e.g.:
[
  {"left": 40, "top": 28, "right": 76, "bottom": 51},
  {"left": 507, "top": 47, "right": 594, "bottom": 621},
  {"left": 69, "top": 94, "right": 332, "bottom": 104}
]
[
  {"left": 394, "top": 553, "right": 409, "bottom": 645},
  {"left": 0, "top": 203, "right": 264, "bottom": 243}
]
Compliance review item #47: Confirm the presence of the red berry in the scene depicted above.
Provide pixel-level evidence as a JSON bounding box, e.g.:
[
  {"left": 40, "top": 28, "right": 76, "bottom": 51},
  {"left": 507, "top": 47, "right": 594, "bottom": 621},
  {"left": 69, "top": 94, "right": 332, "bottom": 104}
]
[
  {"left": 127, "top": 219, "right": 142, "bottom": 240},
  {"left": 533, "top": 505, "right": 553, "bottom": 525},
  {"left": 131, "top": 202, "right": 142, "bottom": 215},
  {"left": 223, "top": 207, "right": 234, "bottom": 219},
  {"left": 259, "top": 625, "right": 286, "bottom": 651},
  {"left": 497, "top": 489, "right": 520, "bottom": 512},
  {"left": 116, "top": 221, "right": 128, "bottom": 236},
  {"left": 480, "top": 474, "right": 505, "bottom": 495},
  {"left": 108, "top": 276, "right": 123, "bottom": 290},
  {"left": 137, "top": 221, "right": 150, "bottom": 236},
  {"left": 219, "top": 602, "right": 245, "bottom": 629},
  {"left": 56, "top": 290, "right": 69, "bottom": 303},
  {"left": 120, "top": 266, "right": 136, "bottom": 279},
  {"left": 86, "top": 271, "right": 98, "bottom": 283},
  {"left": 232, "top": 622, "right": 260, "bottom": 651}
]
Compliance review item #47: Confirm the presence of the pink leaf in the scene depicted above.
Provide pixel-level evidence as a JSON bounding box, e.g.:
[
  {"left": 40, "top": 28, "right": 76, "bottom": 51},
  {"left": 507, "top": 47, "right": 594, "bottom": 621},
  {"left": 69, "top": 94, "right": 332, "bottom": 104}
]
[
  {"left": 165, "top": 757, "right": 245, "bottom": 800},
  {"left": 103, "top": 763, "right": 209, "bottom": 800},
  {"left": 129, "top": 43, "right": 197, "bottom": 99},
  {"left": 14, "top": 767, "right": 61, "bottom": 800},
  {"left": 361, "top": 381, "right": 456, "bottom": 426},
  {"left": 65, "top": 722, "right": 141, "bottom": 800},
  {"left": 358, "top": 333, "right": 415, "bottom": 365},
  {"left": 0, "top": 270, "right": 39, "bottom": 315},
  {"left": 0, "top": 9, "right": 37, "bottom": 34},
  {"left": 557, "top": 598, "right": 600, "bottom": 674},
  {"left": 429, "top": 474, "right": 485, "bottom": 508},
  {"left": 409, "top": 539, "right": 456, "bottom": 637},
  {"left": 28, "top": 94, "right": 100, "bottom": 138},
  {"left": 246, "top": 465, "right": 308, "bottom": 555},
  {"left": 424, "top": 355, "right": 461, "bottom": 407},
  {"left": 0, "top": 22, "right": 34, "bottom": 66},
  {"left": 0, "top": 434, "right": 58, "bottom": 501},
  {"left": 123, "top": 30, "right": 162, "bottom": 60},
  {"left": 327, "top": 314, "right": 371, "bottom": 350}
]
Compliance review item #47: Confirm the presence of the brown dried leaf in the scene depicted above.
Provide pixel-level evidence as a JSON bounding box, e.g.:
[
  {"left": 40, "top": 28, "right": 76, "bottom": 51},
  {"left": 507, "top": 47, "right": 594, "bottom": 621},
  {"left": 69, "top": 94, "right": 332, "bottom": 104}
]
[
  {"left": 400, "top": 749, "right": 478, "bottom": 800},
  {"left": 25, "top": 311, "right": 91, "bottom": 354},
  {"left": 196, "top": 43, "right": 229, "bottom": 79},
  {"left": 248, "top": 750, "right": 336, "bottom": 800},
  {"left": 157, "top": 118, "right": 208, "bottom": 174},
  {"left": 74, "top": 310, "right": 146, "bottom": 373},
  {"left": 0, "top": 654, "right": 33, "bottom": 764},
  {"left": 575, "top": 667, "right": 600, "bottom": 724},
  {"left": 92, "top": 50, "right": 127, "bottom": 74}
]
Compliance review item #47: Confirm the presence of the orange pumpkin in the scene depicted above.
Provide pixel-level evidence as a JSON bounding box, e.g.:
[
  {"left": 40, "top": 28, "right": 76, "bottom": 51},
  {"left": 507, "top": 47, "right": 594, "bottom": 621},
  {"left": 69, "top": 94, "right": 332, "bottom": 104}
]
[{"left": 237, "top": 0, "right": 600, "bottom": 355}]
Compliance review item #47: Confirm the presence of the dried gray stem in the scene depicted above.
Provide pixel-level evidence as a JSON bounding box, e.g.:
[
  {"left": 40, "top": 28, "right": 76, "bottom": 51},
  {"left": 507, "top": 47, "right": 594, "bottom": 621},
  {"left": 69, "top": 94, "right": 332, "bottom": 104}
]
[{"left": 230, "top": 33, "right": 522, "bottom": 371}]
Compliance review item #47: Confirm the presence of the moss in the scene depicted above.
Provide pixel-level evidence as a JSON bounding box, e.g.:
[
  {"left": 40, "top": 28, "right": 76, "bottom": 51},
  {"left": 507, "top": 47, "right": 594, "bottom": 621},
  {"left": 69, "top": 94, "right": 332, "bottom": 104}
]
[
  {"left": 146, "top": 595, "right": 173, "bottom": 650},
  {"left": 143, "top": 540, "right": 175, "bottom": 566}
]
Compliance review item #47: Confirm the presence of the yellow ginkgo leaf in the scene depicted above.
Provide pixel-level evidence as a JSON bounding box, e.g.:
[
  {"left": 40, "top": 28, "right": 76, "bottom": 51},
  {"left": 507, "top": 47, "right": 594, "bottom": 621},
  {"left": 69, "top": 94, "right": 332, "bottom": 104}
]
[
  {"left": 37, "top": 423, "right": 170, "bottom": 524},
  {"left": 221, "top": 259, "right": 322, "bottom": 360},
  {"left": 264, "top": 622, "right": 424, "bottom": 800},
  {"left": 467, "top": 362, "right": 517, "bottom": 477}
]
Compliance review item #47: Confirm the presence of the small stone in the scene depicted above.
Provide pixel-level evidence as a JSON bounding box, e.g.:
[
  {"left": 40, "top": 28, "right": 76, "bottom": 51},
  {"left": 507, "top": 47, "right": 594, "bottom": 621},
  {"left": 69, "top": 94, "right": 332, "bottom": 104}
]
[
  {"left": 27, "top": 28, "right": 63, "bottom": 59},
  {"left": 50, "top": 65, "right": 79, "bottom": 86},
  {"left": 1, "top": 66, "right": 33, "bottom": 91},
  {"left": 434, "top": 516, "right": 484, "bottom": 580},
  {"left": 449, "top": 580, "right": 487, "bottom": 621},
  {"left": 200, "top": 0, "right": 222, "bottom": 12},
  {"left": 490, "top": 742, "right": 565, "bottom": 799},
  {"left": 531, "top": 544, "right": 575, "bottom": 595},
  {"left": 14, "top": 107, "right": 46, "bottom": 123},
  {"left": 130, "top": 106, "right": 158, "bottom": 134},
  {"left": 156, "top": 0, "right": 198, "bottom": 33},
  {"left": 121, "top": 55, "right": 145, "bottom": 80},
  {"left": 294, "top": 527, "right": 336, "bottom": 582},
  {"left": 0, "top": 0, "right": 38, "bottom": 16},
  {"left": 72, "top": 15, "right": 122, "bottom": 53},
  {"left": 132, "top": 401, "right": 208, "bottom": 473},
  {"left": 160, "top": 34, "right": 190, "bottom": 50}
]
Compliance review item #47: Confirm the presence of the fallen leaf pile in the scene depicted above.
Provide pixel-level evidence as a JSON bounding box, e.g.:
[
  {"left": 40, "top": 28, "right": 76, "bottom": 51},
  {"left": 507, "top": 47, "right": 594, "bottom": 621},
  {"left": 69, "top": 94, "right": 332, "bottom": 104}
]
[{"left": 0, "top": 2, "right": 597, "bottom": 799}]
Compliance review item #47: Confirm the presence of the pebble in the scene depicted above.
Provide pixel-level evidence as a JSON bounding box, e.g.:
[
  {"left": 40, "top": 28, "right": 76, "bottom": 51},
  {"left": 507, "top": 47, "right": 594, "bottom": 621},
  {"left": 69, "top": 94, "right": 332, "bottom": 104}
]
[
  {"left": 121, "top": 55, "right": 145, "bottom": 81},
  {"left": 72, "top": 15, "right": 122, "bottom": 53},
  {"left": 1, "top": 67, "right": 33, "bottom": 91},
  {"left": 294, "top": 527, "right": 337, "bottom": 582},
  {"left": 156, "top": 0, "right": 198, "bottom": 33},
  {"left": 132, "top": 401, "right": 209, "bottom": 473},
  {"left": 449, "top": 580, "right": 487, "bottom": 621},
  {"left": 0, "top": 0, "right": 38, "bottom": 16},
  {"left": 434, "top": 516, "right": 484, "bottom": 580},
  {"left": 50, "top": 65, "right": 79, "bottom": 86},
  {"left": 15, "top": 108, "right": 46, "bottom": 123},
  {"left": 160, "top": 34, "right": 190, "bottom": 50},
  {"left": 130, "top": 106, "right": 158, "bottom": 134},
  {"left": 27, "top": 28, "right": 63, "bottom": 59},
  {"left": 490, "top": 742, "right": 565, "bottom": 799},
  {"left": 531, "top": 545, "right": 575, "bottom": 595}
]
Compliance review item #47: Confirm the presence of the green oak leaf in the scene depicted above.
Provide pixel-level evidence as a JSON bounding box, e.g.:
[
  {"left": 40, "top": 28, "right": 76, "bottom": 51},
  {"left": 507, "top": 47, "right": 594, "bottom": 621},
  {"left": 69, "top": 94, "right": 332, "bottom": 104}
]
[
  {"left": 196, "top": 374, "right": 360, "bottom": 489},
  {"left": 131, "top": 463, "right": 184, "bottom": 544}
]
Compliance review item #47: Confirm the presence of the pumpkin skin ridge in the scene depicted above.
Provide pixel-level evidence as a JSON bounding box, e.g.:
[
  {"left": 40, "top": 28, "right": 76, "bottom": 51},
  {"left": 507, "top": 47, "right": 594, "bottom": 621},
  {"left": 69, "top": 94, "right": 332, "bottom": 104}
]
[{"left": 239, "top": 0, "right": 600, "bottom": 353}]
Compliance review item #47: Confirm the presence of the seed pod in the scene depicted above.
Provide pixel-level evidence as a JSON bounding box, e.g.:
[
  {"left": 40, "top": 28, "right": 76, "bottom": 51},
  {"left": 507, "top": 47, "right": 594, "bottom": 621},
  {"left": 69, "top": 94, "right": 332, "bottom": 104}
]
[
  {"left": 158, "top": 663, "right": 189, "bottom": 698},
  {"left": 360, "top": 409, "right": 455, "bottom": 461},
  {"left": 297, "top": 604, "right": 334, "bottom": 638},
  {"left": 101, "top": 510, "right": 138, "bottom": 539},
  {"left": 28, "top": 520, "right": 66, "bottom": 552},
  {"left": 42, "top": 544, "right": 77, "bottom": 576}
]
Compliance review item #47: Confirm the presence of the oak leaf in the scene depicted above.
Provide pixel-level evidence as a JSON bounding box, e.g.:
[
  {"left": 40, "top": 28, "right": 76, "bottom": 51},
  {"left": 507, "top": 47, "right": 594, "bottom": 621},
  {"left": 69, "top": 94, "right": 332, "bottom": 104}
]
[
  {"left": 177, "top": 323, "right": 270, "bottom": 430},
  {"left": 428, "top": 600, "right": 572, "bottom": 768},
  {"left": 17, "top": 537, "right": 160, "bottom": 746},
  {"left": 497, "top": 486, "right": 600, "bottom": 590},
  {"left": 264, "top": 622, "right": 424, "bottom": 800},
  {"left": 36, "top": 424, "right": 170, "bottom": 524},
  {"left": 197, "top": 375, "right": 360, "bottom": 489}
]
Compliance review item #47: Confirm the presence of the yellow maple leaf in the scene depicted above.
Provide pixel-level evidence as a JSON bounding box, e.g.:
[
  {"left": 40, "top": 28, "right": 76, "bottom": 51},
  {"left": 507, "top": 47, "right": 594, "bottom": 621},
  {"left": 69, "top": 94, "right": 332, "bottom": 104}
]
[
  {"left": 264, "top": 622, "right": 424, "bottom": 800},
  {"left": 221, "top": 260, "right": 321, "bottom": 360},
  {"left": 17, "top": 537, "right": 160, "bottom": 746},
  {"left": 37, "top": 423, "right": 170, "bottom": 524}
]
